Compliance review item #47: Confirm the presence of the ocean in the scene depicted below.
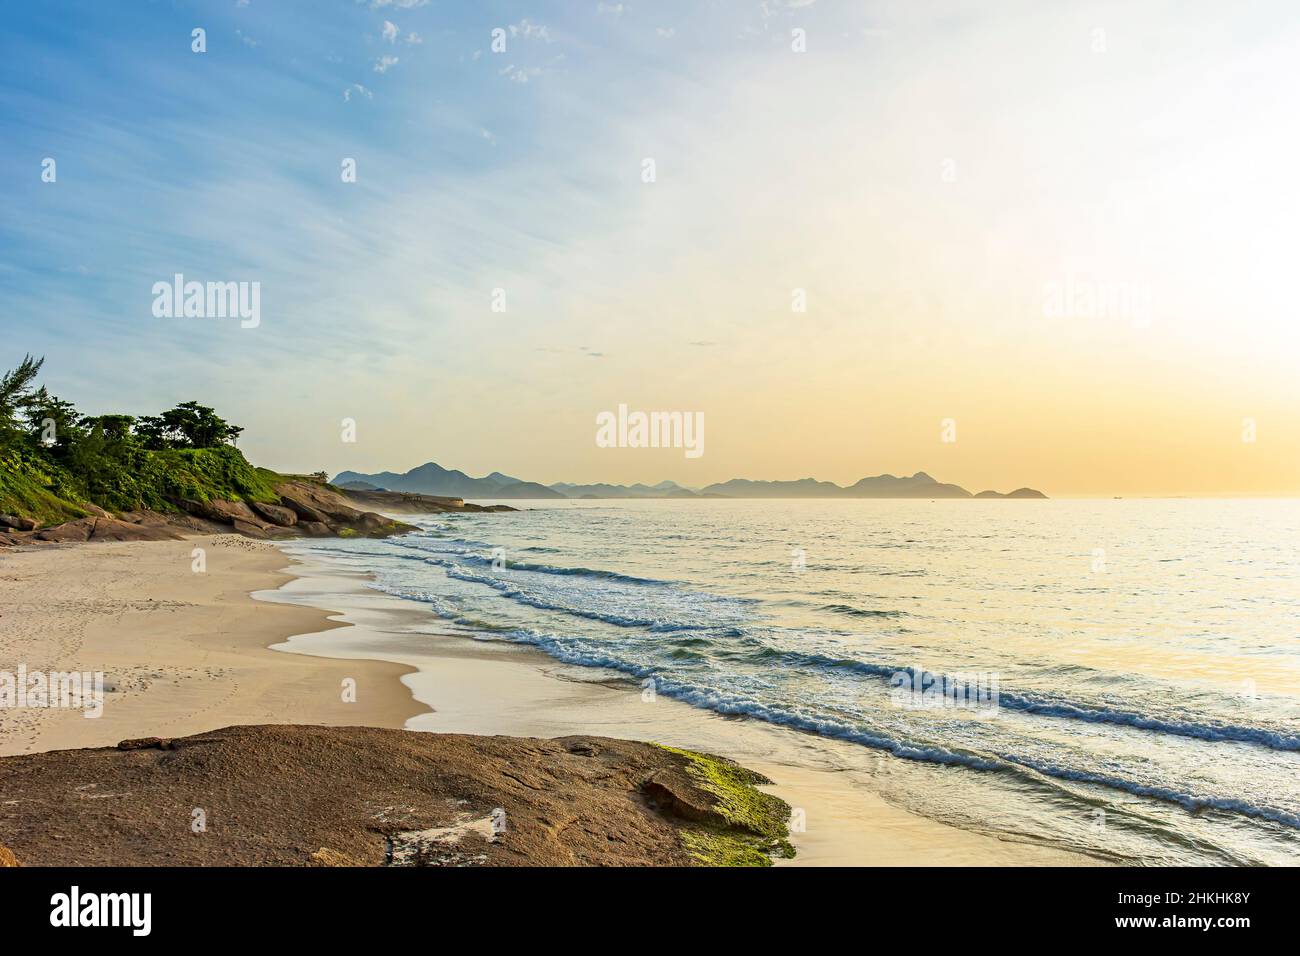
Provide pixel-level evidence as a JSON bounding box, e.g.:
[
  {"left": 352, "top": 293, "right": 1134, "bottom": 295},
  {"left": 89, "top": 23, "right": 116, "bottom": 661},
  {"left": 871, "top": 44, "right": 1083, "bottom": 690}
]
[{"left": 282, "top": 498, "right": 1300, "bottom": 865}]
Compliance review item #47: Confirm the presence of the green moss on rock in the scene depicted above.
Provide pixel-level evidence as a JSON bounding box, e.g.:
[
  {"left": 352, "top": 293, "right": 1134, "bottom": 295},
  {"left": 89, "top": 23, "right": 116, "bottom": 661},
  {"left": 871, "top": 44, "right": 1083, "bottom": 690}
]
[{"left": 654, "top": 745, "right": 796, "bottom": 867}]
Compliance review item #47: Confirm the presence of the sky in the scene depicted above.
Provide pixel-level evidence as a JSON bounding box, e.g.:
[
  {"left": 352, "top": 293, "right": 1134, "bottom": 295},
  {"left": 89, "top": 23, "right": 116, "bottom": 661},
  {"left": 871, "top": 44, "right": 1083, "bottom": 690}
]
[{"left": 2, "top": 0, "right": 1299, "bottom": 496}]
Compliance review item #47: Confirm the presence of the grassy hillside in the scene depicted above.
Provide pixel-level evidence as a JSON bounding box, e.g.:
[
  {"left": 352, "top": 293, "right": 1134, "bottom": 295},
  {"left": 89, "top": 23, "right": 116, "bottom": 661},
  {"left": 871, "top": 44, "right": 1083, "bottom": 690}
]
[
  {"left": 0, "top": 444, "right": 285, "bottom": 524},
  {"left": 0, "top": 448, "right": 89, "bottom": 525},
  {"left": 1, "top": 354, "right": 292, "bottom": 527},
  {"left": 82, "top": 445, "right": 283, "bottom": 511}
]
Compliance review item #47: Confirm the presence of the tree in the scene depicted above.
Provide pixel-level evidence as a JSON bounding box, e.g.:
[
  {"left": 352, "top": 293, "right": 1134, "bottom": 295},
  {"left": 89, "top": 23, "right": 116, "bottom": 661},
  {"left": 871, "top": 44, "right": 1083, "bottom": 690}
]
[
  {"left": 135, "top": 401, "right": 242, "bottom": 449},
  {"left": 0, "top": 354, "right": 44, "bottom": 436},
  {"left": 21, "top": 387, "right": 84, "bottom": 453},
  {"left": 83, "top": 414, "right": 137, "bottom": 443}
]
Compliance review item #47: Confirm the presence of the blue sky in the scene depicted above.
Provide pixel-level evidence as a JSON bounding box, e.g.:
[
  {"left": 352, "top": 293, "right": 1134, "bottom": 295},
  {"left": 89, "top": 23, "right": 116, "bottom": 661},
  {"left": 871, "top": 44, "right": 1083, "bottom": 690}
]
[{"left": 3, "top": 1, "right": 1299, "bottom": 494}]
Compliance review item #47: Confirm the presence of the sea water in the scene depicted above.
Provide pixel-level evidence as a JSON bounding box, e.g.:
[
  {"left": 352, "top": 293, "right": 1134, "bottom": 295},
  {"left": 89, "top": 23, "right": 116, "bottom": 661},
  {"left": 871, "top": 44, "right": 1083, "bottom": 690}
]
[{"left": 284, "top": 498, "right": 1300, "bottom": 865}]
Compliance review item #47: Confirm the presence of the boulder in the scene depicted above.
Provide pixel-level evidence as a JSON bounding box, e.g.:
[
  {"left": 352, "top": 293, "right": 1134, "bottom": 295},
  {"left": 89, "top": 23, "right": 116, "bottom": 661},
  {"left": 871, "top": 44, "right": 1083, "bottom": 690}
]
[
  {"left": 0, "top": 513, "right": 38, "bottom": 532},
  {"left": 177, "top": 498, "right": 260, "bottom": 525},
  {"left": 642, "top": 770, "right": 720, "bottom": 825},
  {"left": 280, "top": 497, "right": 330, "bottom": 524},
  {"left": 87, "top": 518, "right": 186, "bottom": 542},
  {"left": 35, "top": 518, "right": 95, "bottom": 543},
  {"left": 297, "top": 521, "right": 333, "bottom": 537},
  {"left": 251, "top": 502, "right": 297, "bottom": 527},
  {"left": 276, "top": 481, "right": 363, "bottom": 523},
  {"left": 159, "top": 512, "right": 232, "bottom": 534},
  {"left": 117, "top": 737, "right": 175, "bottom": 751},
  {"left": 355, "top": 512, "right": 391, "bottom": 532},
  {"left": 231, "top": 519, "right": 270, "bottom": 539}
]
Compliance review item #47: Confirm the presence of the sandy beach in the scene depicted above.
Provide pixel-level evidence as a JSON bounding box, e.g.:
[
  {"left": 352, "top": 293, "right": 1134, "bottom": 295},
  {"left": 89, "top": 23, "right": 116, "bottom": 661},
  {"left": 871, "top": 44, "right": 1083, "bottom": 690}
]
[
  {"left": 0, "top": 535, "right": 420, "bottom": 756},
  {"left": 0, "top": 534, "right": 1094, "bottom": 866}
]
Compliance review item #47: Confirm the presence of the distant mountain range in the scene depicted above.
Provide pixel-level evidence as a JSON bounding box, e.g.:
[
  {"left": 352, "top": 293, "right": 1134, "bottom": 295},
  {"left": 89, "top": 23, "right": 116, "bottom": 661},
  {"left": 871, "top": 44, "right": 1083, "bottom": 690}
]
[{"left": 332, "top": 463, "right": 1046, "bottom": 500}]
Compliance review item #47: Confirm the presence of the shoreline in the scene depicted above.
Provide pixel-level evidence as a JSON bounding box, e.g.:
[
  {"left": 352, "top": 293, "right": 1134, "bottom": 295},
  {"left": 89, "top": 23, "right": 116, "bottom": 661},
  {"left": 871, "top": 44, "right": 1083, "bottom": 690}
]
[
  {"left": 261, "top": 544, "right": 1095, "bottom": 866},
  {"left": 0, "top": 534, "right": 1095, "bottom": 866}
]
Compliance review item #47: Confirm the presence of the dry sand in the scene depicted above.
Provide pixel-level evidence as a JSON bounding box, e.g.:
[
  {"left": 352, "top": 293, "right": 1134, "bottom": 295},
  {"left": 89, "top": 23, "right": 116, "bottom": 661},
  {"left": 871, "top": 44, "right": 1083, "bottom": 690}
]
[
  {"left": 0, "top": 535, "right": 1095, "bottom": 865},
  {"left": 0, "top": 535, "right": 419, "bottom": 756}
]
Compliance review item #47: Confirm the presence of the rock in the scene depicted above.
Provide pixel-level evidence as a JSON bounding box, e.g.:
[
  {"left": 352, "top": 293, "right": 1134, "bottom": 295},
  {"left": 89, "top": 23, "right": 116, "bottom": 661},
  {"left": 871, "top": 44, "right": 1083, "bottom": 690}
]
[
  {"left": 297, "top": 521, "right": 333, "bottom": 537},
  {"left": 117, "top": 737, "right": 174, "bottom": 751},
  {"left": 87, "top": 517, "right": 186, "bottom": 542},
  {"left": 175, "top": 499, "right": 283, "bottom": 539},
  {"left": 276, "top": 481, "right": 363, "bottom": 523},
  {"left": 0, "top": 514, "right": 38, "bottom": 531},
  {"left": 355, "top": 512, "right": 390, "bottom": 532},
  {"left": 280, "top": 498, "right": 330, "bottom": 524},
  {"left": 35, "top": 518, "right": 95, "bottom": 542},
  {"left": 177, "top": 498, "right": 260, "bottom": 525},
  {"left": 309, "top": 847, "right": 362, "bottom": 867},
  {"left": 642, "top": 770, "right": 721, "bottom": 825},
  {"left": 251, "top": 502, "right": 297, "bottom": 527},
  {"left": 158, "top": 512, "right": 231, "bottom": 534},
  {"left": 81, "top": 503, "right": 112, "bottom": 518},
  {"left": 0, "top": 845, "right": 19, "bottom": 867},
  {"left": 35, "top": 516, "right": 185, "bottom": 543},
  {"left": 0, "top": 726, "right": 790, "bottom": 867},
  {"left": 231, "top": 519, "right": 270, "bottom": 539},
  {"left": 344, "top": 489, "right": 517, "bottom": 515}
]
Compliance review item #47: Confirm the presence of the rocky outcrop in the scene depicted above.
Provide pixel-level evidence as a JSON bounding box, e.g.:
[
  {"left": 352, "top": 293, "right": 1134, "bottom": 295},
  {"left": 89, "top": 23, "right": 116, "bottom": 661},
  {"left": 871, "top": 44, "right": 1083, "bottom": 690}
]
[
  {"left": 250, "top": 502, "right": 297, "bottom": 526},
  {"left": 0, "top": 725, "right": 793, "bottom": 867},
  {"left": 276, "top": 480, "right": 364, "bottom": 522},
  {"left": 33, "top": 516, "right": 187, "bottom": 543},
  {"left": 274, "top": 481, "right": 416, "bottom": 538},
  {"left": 0, "top": 477, "right": 514, "bottom": 549},
  {"left": 345, "top": 489, "right": 516, "bottom": 514}
]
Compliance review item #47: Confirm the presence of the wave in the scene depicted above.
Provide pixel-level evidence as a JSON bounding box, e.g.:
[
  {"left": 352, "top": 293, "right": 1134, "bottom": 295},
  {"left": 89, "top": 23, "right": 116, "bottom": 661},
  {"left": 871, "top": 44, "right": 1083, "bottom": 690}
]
[
  {"left": 819, "top": 603, "right": 904, "bottom": 618},
  {"left": 753, "top": 648, "right": 1300, "bottom": 753},
  {"left": 469, "top": 627, "right": 1300, "bottom": 830},
  {"left": 435, "top": 552, "right": 670, "bottom": 587},
  {"left": 436, "top": 563, "right": 722, "bottom": 631},
  {"left": 375, "top": 544, "right": 1300, "bottom": 756}
]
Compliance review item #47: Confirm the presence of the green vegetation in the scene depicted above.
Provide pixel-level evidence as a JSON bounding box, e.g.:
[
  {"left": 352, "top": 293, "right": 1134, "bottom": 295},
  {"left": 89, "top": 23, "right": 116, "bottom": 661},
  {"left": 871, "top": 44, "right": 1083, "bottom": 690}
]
[
  {"left": 656, "top": 744, "right": 796, "bottom": 867},
  {"left": 0, "top": 355, "right": 280, "bottom": 524}
]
